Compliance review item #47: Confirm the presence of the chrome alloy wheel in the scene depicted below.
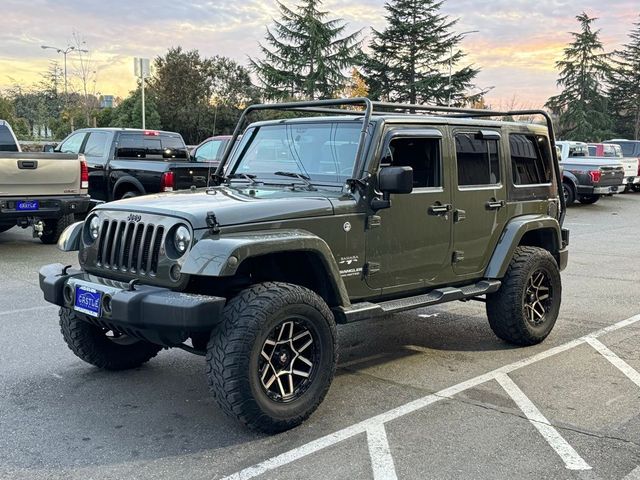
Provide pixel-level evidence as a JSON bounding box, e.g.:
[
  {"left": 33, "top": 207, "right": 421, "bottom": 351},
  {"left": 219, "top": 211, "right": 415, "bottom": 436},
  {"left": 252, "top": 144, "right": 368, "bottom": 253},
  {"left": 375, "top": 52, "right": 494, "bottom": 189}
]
[
  {"left": 258, "top": 319, "right": 317, "bottom": 402},
  {"left": 524, "top": 270, "right": 552, "bottom": 326}
]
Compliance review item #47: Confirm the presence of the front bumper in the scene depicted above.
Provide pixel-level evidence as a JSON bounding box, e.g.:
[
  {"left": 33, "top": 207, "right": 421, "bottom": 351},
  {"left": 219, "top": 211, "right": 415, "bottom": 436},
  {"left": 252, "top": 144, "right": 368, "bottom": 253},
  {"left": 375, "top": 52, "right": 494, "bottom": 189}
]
[
  {"left": 39, "top": 263, "right": 226, "bottom": 345},
  {"left": 0, "top": 195, "right": 91, "bottom": 224}
]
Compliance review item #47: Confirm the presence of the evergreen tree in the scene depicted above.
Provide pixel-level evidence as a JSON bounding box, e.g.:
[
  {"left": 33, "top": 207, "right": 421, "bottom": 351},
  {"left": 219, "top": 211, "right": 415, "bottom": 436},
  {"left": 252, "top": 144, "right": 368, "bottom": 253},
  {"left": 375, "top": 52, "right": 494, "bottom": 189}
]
[
  {"left": 608, "top": 17, "right": 640, "bottom": 140},
  {"left": 545, "top": 13, "right": 612, "bottom": 141},
  {"left": 362, "top": 0, "right": 478, "bottom": 105},
  {"left": 250, "top": 0, "right": 362, "bottom": 100}
]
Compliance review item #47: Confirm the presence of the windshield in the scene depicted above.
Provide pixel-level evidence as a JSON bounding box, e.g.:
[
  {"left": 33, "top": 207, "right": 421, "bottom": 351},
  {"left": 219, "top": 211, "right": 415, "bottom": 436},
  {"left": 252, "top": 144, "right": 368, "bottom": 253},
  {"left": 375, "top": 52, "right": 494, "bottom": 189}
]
[{"left": 229, "top": 121, "right": 363, "bottom": 184}]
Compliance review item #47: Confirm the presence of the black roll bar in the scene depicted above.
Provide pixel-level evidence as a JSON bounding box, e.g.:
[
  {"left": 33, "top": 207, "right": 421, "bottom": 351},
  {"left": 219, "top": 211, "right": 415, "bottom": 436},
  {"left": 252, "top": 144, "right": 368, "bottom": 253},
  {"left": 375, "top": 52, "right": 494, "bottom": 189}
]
[{"left": 210, "top": 98, "right": 564, "bottom": 225}]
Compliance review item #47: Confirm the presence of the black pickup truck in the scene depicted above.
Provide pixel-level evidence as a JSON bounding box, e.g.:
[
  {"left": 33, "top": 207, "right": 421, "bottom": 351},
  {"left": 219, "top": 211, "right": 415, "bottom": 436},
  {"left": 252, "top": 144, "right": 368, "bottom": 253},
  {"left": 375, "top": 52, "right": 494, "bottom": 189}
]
[{"left": 48, "top": 128, "right": 215, "bottom": 203}]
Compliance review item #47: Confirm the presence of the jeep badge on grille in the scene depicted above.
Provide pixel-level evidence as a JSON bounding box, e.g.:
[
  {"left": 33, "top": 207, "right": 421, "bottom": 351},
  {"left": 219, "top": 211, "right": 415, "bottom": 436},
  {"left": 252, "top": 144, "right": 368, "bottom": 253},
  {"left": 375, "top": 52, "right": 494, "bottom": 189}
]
[{"left": 127, "top": 214, "right": 142, "bottom": 222}]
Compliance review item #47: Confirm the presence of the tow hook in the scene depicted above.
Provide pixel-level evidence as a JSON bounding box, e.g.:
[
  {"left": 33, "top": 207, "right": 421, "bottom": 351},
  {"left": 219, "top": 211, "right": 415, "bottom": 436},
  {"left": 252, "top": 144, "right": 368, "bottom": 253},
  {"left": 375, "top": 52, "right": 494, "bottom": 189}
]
[{"left": 33, "top": 220, "right": 45, "bottom": 238}]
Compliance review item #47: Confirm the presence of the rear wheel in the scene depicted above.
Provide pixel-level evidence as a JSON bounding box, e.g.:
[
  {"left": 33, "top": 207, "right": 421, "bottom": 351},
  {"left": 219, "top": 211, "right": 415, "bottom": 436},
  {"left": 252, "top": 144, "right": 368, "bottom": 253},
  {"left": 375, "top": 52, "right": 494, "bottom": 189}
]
[
  {"left": 59, "top": 308, "right": 162, "bottom": 370},
  {"left": 562, "top": 182, "right": 575, "bottom": 206},
  {"left": 206, "top": 282, "right": 337, "bottom": 433},
  {"left": 486, "top": 246, "right": 561, "bottom": 346},
  {"left": 578, "top": 194, "right": 600, "bottom": 204},
  {"left": 40, "top": 213, "right": 74, "bottom": 244},
  {"left": 120, "top": 191, "right": 140, "bottom": 200}
]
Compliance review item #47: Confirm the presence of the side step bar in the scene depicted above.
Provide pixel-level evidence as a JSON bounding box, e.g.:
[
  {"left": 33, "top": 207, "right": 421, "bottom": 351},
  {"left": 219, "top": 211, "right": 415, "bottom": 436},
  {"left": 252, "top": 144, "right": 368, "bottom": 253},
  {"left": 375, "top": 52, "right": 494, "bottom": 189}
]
[{"left": 333, "top": 280, "right": 501, "bottom": 323}]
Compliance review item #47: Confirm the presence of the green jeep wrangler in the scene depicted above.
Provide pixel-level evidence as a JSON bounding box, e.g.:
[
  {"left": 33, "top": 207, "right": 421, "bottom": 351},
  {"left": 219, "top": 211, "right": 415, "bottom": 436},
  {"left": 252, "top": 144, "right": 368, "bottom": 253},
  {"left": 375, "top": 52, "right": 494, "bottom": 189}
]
[{"left": 39, "top": 98, "right": 569, "bottom": 432}]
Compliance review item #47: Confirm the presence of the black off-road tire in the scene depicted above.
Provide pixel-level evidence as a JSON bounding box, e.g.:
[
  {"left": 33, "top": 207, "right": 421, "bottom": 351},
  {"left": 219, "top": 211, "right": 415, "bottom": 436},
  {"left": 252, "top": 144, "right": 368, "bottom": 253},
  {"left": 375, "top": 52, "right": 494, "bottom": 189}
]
[
  {"left": 59, "top": 308, "right": 162, "bottom": 370},
  {"left": 206, "top": 282, "right": 337, "bottom": 433},
  {"left": 40, "top": 213, "right": 74, "bottom": 244},
  {"left": 578, "top": 194, "right": 599, "bottom": 205},
  {"left": 120, "top": 191, "right": 140, "bottom": 200},
  {"left": 562, "top": 182, "right": 575, "bottom": 206},
  {"left": 486, "top": 246, "right": 561, "bottom": 346}
]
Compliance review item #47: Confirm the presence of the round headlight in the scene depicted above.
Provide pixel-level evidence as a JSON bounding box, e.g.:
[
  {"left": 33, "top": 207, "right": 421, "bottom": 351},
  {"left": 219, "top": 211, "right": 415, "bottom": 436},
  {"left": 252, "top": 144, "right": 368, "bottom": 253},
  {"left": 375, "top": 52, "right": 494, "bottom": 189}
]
[
  {"left": 174, "top": 225, "right": 191, "bottom": 254},
  {"left": 89, "top": 216, "right": 101, "bottom": 241}
]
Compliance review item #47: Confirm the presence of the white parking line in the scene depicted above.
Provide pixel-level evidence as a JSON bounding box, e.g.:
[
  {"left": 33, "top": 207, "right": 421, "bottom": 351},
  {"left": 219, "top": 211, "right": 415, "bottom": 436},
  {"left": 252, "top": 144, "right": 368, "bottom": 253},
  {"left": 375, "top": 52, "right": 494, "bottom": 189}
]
[
  {"left": 366, "top": 423, "right": 398, "bottom": 480},
  {"left": 495, "top": 372, "right": 591, "bottom": 470},
  {"left": 623, "top": 466, "right": 640, "bottom": 480},
  {"left": 585, "top": 337, "right": 640, "bottom": 388},
  {"left": 0, "top": 305, "right": 55, "bottom": 316},
  {"left": 221, "top": 314, "right": 640, "bottom": 480}
]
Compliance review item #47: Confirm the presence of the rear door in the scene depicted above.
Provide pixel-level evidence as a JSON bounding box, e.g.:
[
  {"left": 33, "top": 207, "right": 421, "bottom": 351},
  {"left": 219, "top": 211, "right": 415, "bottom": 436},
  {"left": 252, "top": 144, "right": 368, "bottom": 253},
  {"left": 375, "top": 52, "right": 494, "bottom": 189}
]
[
  {"left": 80, "top": 130, "right": 111, "bottom": 201},
  {"left": 451, "top": 129, "right": 508, "bottom": 278}
]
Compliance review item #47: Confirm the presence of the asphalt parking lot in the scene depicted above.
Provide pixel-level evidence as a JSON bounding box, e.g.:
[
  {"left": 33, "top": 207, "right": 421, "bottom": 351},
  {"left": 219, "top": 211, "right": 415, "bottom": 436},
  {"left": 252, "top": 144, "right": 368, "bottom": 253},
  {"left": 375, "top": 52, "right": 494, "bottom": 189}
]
[{"left": 1, "top": 194, "right": 640, "bottom": 480}]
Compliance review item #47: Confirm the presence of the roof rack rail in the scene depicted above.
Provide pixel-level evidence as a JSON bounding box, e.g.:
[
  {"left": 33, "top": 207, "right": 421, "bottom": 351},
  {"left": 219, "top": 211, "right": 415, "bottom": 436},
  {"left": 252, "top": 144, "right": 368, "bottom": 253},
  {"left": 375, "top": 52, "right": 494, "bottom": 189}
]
[{"left": 212, "top": 97, "right": 564, "bottom": 223}]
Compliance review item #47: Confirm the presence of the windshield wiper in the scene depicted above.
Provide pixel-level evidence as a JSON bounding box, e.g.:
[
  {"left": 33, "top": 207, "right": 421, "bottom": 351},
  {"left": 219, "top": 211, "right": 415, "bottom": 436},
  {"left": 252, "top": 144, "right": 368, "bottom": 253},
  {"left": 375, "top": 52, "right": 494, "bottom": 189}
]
[
  {"left": 273, "top": 171, "right": 317, "bottom": 191},
  {"left": 226, "top": 173, "right": 258, "bottom": 185}
]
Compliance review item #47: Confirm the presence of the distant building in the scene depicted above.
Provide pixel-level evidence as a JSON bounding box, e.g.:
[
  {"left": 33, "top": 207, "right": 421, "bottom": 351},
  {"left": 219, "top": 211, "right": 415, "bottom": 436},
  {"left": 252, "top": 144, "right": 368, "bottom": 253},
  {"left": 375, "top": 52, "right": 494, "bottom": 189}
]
[{"left": 100, "top": 95, "right": 115, "bottom": 109}]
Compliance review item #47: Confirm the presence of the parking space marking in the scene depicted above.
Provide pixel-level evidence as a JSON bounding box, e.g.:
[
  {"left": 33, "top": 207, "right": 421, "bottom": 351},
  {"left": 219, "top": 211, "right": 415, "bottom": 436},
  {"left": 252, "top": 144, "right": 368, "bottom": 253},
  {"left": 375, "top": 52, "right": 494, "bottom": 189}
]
[
  {"left": 366, "top": 423, "right": 398, "bottom": 480},
  {"left": 0, "top": 305, "right": 55, "bottom": 316},
  {"left": 221, "top": 314, "right": 640, "bottom": 480},
  {"left": 495, "top": 372, "right": 591, "bottom": 470},
  {"left": 585, "top": 338, "right": 640, "bottom": 388},
  {"left": 623, "top": 466, "right": 640, "bottom": 479}
]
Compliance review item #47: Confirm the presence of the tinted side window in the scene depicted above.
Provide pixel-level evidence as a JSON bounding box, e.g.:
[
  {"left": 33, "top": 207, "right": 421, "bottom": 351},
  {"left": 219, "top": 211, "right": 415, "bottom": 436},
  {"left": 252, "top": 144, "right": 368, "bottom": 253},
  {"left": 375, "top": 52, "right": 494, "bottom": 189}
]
[
  {"left": 510, "top": 134, "right": 551, "bottom": 185},
  {"left": 455, "top": 133, "right": 500, "bottom": 186},
  {"left": 619, "top": 143, "right": 636, "bottom": 157},
  {"left": 588, "top": 146, "right": 596, "bottom": 156},
  {"left": 0, "top": 125, "right": 18, "bottom": 151},
  {"left": 381, "top": 137, "right": 441, "bottom": 188},
  {"left": 83, "top": 132, "right": 110, "bottom": 158},
  {"left": 58, "top": 132, "right": 86, "bottom": 154},
  {"left": 161, "top": 136, "right": 188, "bottom": 159}
]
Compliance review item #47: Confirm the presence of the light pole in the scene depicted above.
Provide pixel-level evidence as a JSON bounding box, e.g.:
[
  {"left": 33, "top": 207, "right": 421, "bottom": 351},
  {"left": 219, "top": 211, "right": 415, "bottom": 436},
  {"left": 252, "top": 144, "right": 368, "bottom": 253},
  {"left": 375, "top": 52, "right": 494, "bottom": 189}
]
[
  {"left": 41, "top": 44, "right": 88, "bottom": 102},
  {"left": 447, "top": 30, "right": 479, "bottom": 107}
]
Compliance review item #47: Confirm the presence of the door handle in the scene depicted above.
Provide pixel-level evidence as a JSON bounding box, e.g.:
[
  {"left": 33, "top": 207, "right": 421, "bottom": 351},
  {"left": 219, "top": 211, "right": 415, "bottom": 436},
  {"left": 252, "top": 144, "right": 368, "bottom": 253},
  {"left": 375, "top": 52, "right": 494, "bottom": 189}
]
[
  {"left": 486, "top": 199, "right": 505, "bottom": 210},
  {"left": 428, "top": 203, "right": 452, "bottom": 216},
  {"left": 17, "top": 160, "right": 37, "bottom": 169}
]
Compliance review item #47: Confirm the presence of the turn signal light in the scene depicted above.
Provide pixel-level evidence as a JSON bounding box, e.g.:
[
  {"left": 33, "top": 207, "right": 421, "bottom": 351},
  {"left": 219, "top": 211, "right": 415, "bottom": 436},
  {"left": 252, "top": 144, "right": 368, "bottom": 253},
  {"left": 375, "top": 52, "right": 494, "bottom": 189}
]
[{"left": 80, "top": 155, "right": 89, "bottom": 189}]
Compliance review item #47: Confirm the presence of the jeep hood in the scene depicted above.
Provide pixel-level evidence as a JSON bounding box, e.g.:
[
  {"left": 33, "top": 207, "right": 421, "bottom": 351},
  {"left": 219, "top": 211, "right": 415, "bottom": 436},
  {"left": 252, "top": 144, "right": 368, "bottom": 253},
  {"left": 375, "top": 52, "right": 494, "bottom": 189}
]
[{"left": 96, "top": 186, "right": 340, "bottom": 229}]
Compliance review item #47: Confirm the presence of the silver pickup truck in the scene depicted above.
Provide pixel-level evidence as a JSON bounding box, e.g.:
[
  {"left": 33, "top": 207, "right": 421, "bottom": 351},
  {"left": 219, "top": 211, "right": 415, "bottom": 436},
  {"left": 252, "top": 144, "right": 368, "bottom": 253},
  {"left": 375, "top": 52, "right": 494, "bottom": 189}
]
[{"left": 0, "top": 120, "right": 91, "bottom": 243}]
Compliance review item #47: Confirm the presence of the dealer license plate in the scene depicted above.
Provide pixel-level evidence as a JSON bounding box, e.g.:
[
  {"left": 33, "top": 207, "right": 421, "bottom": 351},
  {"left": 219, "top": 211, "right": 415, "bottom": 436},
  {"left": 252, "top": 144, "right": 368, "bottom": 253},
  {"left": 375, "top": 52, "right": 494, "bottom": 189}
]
[
  {"left": 16, "top": 200, "right": 39, "bottom": 211},
  {"left": 74, "top": 284, "right": 102, "bottom": 317}
]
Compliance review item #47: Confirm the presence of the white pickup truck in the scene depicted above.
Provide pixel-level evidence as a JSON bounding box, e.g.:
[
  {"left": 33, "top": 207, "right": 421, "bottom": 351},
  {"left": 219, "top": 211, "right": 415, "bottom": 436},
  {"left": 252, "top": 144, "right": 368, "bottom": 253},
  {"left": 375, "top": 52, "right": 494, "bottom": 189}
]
[{"left": 0, "top": 120, "right": 91, "bottom": 243}]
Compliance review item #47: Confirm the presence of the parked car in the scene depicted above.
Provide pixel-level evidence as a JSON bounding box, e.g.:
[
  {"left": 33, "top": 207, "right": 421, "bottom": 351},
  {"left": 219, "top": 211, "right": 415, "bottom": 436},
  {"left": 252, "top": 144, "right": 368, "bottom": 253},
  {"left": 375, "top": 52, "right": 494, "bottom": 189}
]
[
  {"left": 556, "top": 141, "right": 625, "bottom": 205},
  {"left": 604, "top": 139, "right": 640, "bottom": 192},
  {"left": 588, "top": 142, "right": 639, "bottom": 192},
  {"left": 48, "top": 128, "right": 217, "bottom": 203},
  {"left": 191, "top": 135, "right": 235, "bottom": 164},
  {"left": 40, "top": 99, "right": 568, "bottom": 432},
  {"left": 0, "top": 120, "right": 91, "bottom": 243},
  {"left": 0, "top": 120, "right": 20, "bottom": 152}
]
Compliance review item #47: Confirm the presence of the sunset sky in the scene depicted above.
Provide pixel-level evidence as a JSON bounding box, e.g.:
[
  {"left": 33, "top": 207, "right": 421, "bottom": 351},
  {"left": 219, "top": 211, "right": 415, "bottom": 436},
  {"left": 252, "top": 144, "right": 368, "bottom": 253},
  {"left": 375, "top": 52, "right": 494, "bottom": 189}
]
[{"left": 1, "top": 0, "right": 638, "bottom": 108}]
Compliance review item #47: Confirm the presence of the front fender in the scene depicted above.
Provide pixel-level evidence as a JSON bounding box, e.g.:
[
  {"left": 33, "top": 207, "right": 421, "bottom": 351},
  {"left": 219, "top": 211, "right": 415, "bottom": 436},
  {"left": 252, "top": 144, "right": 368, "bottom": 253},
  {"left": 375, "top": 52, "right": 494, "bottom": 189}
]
[
  {"left": 484, "top": 215, "right": 562, "bottom": 278},
  {"left": 57, "top": 221, "right": 83, "bottom": 251},
  {"left": 181, "top": 229, "right": 350, "bottom": 306}
]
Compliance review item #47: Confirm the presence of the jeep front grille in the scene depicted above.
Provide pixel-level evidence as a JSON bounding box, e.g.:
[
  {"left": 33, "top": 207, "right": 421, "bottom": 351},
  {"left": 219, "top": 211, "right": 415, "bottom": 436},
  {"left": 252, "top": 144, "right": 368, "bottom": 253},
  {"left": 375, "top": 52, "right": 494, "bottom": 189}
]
[{"left": 96, "top": 220, "right": 165, "bottom": 275}]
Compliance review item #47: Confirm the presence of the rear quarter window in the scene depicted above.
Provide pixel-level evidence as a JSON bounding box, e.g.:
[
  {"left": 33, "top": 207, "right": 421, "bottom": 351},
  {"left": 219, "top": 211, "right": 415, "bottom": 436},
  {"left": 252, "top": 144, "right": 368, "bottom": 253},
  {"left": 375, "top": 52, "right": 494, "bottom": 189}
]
[
  {"left": 510, "top": 134, "right": 551, "bottom": 185},
  {"left": 116, "top": 133, "right": 188, "bottom": 160},
  {"left": 0, "top": 125, "right": 18, "bottom": 151}
]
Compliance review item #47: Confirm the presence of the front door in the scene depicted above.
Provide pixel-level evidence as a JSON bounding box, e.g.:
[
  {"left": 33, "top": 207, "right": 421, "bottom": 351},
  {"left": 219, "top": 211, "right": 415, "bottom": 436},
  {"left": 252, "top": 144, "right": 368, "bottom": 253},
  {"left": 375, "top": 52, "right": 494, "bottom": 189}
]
[
  {"left": 451, "top": 129, "right": 508, "bottom": 278},
  {"left": 365, "top": 128, "right": 453, "bottom": 293}
]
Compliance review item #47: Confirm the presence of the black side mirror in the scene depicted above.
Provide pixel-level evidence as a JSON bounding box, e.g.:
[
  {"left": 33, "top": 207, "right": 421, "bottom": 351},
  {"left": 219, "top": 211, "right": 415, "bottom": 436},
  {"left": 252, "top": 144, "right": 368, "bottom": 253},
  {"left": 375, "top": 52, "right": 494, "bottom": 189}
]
[
  {"left": 371, "top": 166, "right": 413, "bottom": 210},
  {"left": 379, "top": 166, "right": 413, "bottom": 194},
  {"left": 43, "top": 144, "right": 55, "bottom": 153}
]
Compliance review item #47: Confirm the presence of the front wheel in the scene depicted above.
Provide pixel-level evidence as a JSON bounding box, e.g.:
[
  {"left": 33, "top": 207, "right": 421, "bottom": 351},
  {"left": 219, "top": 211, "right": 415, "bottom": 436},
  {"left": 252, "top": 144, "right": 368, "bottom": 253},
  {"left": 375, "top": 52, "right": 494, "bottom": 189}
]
[
  {"left": 206, "top": 282, "right": 337, "bottom": 433},
  {"left": 578, "top": 194, "right": 600, "bottom": 204},
  {"left": 486, "top": 246, "right": 561, "bottom": 346},
  {"left": 59, "top": 308, "right": 162, "bottom": 370}
]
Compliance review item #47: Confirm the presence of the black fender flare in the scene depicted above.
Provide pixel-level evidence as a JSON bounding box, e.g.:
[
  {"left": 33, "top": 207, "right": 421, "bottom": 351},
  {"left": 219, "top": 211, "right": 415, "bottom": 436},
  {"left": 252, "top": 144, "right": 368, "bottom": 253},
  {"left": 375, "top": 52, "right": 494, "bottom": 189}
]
[
  {"left": 112, "top": 176, "right": 146, "bottom": 200},
  {"left": 485, "top": 215, "right": 562, "bottom": 278},
  {"left": 180, "top": 229, "right": 350, "bottom": 307}
]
